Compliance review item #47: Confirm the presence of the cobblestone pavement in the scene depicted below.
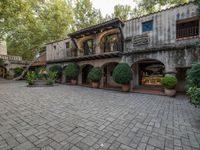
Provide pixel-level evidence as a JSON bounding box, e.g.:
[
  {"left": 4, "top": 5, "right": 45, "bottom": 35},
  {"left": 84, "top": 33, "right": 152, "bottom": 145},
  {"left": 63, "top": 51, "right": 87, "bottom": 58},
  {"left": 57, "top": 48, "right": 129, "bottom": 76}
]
[{"left": 0, "top": 81, "right": 200, "bottom": 150}]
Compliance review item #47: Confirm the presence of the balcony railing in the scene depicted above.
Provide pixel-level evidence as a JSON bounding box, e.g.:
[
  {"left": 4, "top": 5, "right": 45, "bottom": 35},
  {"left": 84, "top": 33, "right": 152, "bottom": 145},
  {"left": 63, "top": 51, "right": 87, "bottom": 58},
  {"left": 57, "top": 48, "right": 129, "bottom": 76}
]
[
  {"left": 0, "top": 54, "right": 22, "bottom": 61},
  {"left": 104, "top": 42, "right": 122, "bottom": 53},
  {"left": 176, "top": 26, "right": 199, "bottom": 39}
]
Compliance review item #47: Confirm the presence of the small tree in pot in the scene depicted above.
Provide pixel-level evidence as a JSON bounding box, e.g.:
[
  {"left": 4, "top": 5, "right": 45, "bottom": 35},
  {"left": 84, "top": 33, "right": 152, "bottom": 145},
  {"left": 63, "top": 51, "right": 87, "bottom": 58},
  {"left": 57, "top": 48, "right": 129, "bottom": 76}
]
[
  {"left": 112, "top": 63, "right": 132, "bottom": 92},
  {"left": 87, "top": 67, "right": 102, "bottom": 88},
  {"left": 64, "top": 63, "right": 79, "bottom": 85},
  {"left": 49, "top": 65, "right": 62, "bottom": 82},
  {"left": 161, "top": 75, "right": 177, "bottom": 96}
]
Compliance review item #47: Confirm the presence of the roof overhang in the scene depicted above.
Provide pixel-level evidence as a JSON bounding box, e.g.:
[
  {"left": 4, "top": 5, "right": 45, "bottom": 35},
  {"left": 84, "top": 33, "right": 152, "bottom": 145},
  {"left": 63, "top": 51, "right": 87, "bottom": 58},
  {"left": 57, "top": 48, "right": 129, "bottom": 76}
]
[
  {"left": 47, "top": 51, "right": 122, "bottom": 64},
  {"left": 68, "top": 18, "right": 124, "bottom": 39}
]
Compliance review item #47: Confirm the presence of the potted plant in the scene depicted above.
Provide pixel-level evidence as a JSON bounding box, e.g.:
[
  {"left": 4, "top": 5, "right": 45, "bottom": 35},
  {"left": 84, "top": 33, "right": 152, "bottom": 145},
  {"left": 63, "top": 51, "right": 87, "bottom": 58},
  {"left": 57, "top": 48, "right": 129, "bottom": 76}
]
[
  {"left": 112, "top": 63, "right": 132, "bottom": 92},
  {"left": 87, "top": 67, "right": 102, "bottom": 88},
  {"left": 64, "top": 63, "right": 79, "bottom": 85},
  {"left": 49, "top": 65, "right": 62, "bottom": 82},
  {"left": 46, "top": 71, "right": 57, "bottom": 85},
  {"left": 26, "top": 71, "right": 36, "bottom": 85},
  {"left": 161, "top": 75, "right": 177, "bottom": 96}
]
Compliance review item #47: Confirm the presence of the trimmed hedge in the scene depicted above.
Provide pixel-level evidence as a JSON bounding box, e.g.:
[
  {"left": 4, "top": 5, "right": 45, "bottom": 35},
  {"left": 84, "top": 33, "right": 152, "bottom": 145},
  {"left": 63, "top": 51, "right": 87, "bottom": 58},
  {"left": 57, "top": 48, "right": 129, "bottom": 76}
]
[
  {"left": 87, "top": 67, "right": 102, "bottom": 82},
  {"left": 49, "top": 65, "right": 62, "bottom": 79},
  {"left": 64, "top": 63, "right": 79, "bottom": 80},
  {"left": 161, "top": 75, "right": 177, "bottom": 89},
  {"left": 112, "top": 63, "right": 132, "bottom": 84},
  {"left": 187, "top": 62, "right": 200, "bottom": 88}
]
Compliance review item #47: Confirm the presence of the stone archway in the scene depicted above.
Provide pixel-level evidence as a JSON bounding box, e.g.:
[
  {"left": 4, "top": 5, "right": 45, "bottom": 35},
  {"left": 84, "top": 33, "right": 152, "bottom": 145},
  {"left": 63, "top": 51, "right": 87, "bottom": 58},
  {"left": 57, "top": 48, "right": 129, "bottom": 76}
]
[
  {"left": 81, "top": 64, "right": 94, "bottom": 85},
  {"left": 131, "top": 59, "right": 165, "bottom": 88},
  {"left": 101, "top": 62, "right": 120, "bottom": 88},
  {"left": 0, "top": 66, "right": 7, "bottom": 78}
]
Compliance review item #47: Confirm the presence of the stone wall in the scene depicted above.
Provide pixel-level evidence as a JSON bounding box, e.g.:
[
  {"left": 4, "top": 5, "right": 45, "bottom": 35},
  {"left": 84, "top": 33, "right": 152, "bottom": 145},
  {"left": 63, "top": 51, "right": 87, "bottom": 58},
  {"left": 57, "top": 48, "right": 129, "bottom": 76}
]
[
  {"left": 123, "top": 2, "right": 199, "bottom": 52},
  {"left": 0, "top": 40, "right": 7, "bottom": 55}
]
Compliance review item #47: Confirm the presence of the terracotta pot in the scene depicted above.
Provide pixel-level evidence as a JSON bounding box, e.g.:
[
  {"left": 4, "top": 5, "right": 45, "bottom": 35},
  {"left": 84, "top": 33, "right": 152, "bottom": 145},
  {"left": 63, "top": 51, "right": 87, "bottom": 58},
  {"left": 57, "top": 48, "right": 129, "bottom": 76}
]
[
  {"left": 71, "top": 79, "right": 77, "bottom": 85},
  {"left": 122, "top": 84, "right": 130, "bottom": 92},
  {"left": 92, "top": 82, "right": 99, "bottom": 88},
  {"left": 164, "top": 88, "right": 176, "bottom": 97}
]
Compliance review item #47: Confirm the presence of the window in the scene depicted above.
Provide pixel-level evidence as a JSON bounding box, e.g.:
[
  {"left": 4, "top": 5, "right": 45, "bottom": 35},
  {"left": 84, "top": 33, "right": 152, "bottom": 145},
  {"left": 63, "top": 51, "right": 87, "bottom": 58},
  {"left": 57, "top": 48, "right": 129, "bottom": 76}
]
[
  {"left": 66, "top": 42, "right": 70, "bottom": 49},
  {"left": 142, "top": 20, "right": 153, "bottom": 32},
  {"left": 176, "top": 20, "right": 199, "bottom": 39}
]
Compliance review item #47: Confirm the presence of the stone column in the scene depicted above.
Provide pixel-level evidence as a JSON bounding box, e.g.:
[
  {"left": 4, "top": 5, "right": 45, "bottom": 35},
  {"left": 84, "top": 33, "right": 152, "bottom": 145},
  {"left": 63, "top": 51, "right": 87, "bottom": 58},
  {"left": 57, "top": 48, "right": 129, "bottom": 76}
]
[{"left": 78, "top": 71, "right": 82, "bottom": 85}]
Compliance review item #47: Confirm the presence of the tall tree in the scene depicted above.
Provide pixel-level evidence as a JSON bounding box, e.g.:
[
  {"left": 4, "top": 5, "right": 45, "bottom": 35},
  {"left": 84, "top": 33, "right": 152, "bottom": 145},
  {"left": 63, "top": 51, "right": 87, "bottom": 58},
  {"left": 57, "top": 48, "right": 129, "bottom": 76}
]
[
  {"left": 0, "top": 0, "right": 73, "bottom": 60},
  {"left": 136, "top": 0, "right": 189, "bottom": 14},
  {"left": 73, "top": 0, "right": 99, "bottom": 30},
  {"left": 112, "top": 5, "right": 133, "bottom": 21}
]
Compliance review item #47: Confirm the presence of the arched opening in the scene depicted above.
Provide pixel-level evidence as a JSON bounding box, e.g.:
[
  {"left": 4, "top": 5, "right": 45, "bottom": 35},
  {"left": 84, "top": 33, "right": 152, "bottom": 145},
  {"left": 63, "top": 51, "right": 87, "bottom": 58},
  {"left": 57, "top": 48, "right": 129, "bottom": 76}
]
[
  {"left": 102, "top": 62, "right": 120, "bottom": 88},
  {"left": 132, "top": 59, "right": 165, "bottom": 88},
  {"left": 83, "top": 39, "right": 94, "bottom": 55},
  {"left": 0, "top": 66, "right": 7, "bottom": 78},
  {"left": 82, "top": 64, "right": 94, "bottom": 85},
  {"left": 100, "top": 32, "right": 122, "bottom": 53}
]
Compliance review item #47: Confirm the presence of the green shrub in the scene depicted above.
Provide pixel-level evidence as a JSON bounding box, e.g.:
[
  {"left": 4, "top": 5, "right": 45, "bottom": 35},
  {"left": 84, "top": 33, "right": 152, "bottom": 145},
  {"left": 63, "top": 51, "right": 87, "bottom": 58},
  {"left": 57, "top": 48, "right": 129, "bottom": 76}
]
[
  {"left": 13, "top": 67, "right": 24, "bottom": 77},
  {"left": 0, "top": 58, "right": 4, "bottom": 66},
  {"left": 26, "top": 71, "right": 36, "bottom": 85},
  {"left": 187, "top": 62, "right": 200, "bottom": 88},
  {"left": 112, "top": 63, "right": 132, "bottom": 84},
  {"left": 87, "top": 67, "right": 102, "bottom": 82},
  {"left": 49, "top": 65, "right": 62, "bottom": 79},
  {"left": 46, "top": 71, "right": 57, "bottom": 85},
  {"left": 161, "top": 75, "right": 177, "bottom": 89},
  {"left": 64, "top": 63, "right": 79, "bottom": 80},
  {"left": 187, "top": 87, "right": 200, "bottom": 106}
]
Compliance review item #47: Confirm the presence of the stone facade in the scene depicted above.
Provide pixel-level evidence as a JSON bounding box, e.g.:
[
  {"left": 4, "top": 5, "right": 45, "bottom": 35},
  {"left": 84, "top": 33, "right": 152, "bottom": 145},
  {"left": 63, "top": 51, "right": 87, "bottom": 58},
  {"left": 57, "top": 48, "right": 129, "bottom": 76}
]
[{"left": 46, "top": 2, "right": 200, "bottom": 92}]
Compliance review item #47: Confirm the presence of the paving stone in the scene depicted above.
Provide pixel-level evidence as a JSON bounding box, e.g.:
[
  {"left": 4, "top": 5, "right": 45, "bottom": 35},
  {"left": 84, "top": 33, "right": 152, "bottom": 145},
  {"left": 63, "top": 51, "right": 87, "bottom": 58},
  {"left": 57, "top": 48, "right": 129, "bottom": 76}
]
[
  {"left": 81, "top": 136, "right": 98, "bottom": 146},
  {"left": 13, "top": 141, "right": 34, "bottom": 150},
  {"left": 0, "top": 81, "right": 199, "bottom": 150}
]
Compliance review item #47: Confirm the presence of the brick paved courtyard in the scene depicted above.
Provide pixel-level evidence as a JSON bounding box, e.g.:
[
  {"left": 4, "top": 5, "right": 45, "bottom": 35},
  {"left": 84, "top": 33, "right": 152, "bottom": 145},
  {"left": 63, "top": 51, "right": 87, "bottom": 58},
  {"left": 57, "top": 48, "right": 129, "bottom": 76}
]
[{"left": 0, "top": 81, "right": 200, "bottom": 150}]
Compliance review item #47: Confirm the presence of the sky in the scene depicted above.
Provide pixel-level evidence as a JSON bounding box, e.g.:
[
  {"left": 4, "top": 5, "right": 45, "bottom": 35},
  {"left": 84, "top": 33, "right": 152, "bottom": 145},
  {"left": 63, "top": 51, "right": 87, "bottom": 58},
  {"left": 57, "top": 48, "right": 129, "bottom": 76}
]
[{"left": 91, "top": 0, "right": 137, "bottom": 16}]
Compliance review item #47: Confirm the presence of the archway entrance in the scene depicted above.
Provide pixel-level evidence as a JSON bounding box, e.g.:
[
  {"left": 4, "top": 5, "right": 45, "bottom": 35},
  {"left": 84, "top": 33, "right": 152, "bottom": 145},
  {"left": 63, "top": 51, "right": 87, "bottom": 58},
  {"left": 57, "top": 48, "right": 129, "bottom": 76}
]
[
  {"left": 82, "top": 64, "right": 93, "bottom": 85},
  {"left": 102, "top": 62, "right": 119, "bottom": 88},
  {"left": 132, "top": 59, "right": 165, "bottom": 94},
  {"left": 0, "top": 66, "right": 6, "bottom": 78}
]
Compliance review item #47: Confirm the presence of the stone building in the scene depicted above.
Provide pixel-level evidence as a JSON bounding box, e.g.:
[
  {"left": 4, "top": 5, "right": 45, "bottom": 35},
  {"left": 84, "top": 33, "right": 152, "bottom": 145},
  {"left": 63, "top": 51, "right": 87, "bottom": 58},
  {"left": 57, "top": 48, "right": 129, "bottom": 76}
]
[
  {"left": 46, "top": 1, "right": 200, "bottom": 92},
  {"left": 0, "top": 40, "right": 28, "bottom": 78}
]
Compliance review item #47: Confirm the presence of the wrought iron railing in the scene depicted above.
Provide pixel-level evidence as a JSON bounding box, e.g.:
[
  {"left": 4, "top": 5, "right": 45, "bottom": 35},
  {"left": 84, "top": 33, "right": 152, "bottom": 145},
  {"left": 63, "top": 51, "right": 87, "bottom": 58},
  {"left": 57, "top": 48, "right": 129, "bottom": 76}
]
[{"left": 176, "top": 26, "right": 199, "bottom": 39}]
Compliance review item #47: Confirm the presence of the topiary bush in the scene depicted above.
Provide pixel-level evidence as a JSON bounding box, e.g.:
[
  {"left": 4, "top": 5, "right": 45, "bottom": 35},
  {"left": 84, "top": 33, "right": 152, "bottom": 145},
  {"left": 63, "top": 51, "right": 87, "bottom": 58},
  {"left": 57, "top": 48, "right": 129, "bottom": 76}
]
[
  {"left": 112, "top": 63, "right": 132, "bottom": 84},
  {"left": 187, "top": 62, "right": 200, "bottom": 88},
  {"left": 161, "top": 75, "right": 177, "bottom": 89},
  {"left": 49, "top": 65, "right": 62, "bottom": 79},
  {"left": 64, "top": 63, "right": 79, "bottom": 80},
  {"left": 187, "top": 62, "right": 200, "bottom": 106},
  {"left": 87, "top": 67, "right": 102, "bottom": 82}
]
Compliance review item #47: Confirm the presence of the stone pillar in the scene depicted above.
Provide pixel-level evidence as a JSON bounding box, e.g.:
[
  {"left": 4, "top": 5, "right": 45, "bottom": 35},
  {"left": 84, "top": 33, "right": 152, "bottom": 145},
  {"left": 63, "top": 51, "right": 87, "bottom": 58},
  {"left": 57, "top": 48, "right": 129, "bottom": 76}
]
[
  {"left": 78, "top": 71, "right": 82, "bottom": 85},
  {"left": 61, "top": 74, "right": 66, "bottom": 84},
  {"left": 100, "top": 69, "right": 104, "bottom": 88}
]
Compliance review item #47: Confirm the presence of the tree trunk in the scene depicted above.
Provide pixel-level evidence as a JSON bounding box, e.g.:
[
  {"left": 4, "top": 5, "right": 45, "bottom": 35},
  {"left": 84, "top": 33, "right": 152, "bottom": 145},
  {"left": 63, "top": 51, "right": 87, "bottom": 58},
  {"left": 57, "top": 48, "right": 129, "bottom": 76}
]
[{"left": 13, "top": 57, "right": 40, "bottom": 80}]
